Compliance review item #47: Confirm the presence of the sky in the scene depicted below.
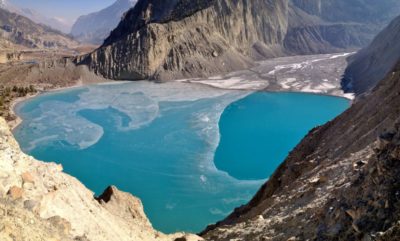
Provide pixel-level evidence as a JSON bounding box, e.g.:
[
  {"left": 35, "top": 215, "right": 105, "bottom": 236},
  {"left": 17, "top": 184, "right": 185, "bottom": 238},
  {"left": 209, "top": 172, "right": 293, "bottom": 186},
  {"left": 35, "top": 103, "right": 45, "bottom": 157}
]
[{"left": 10, "top": 0, "right": 116, "bottom": 23}]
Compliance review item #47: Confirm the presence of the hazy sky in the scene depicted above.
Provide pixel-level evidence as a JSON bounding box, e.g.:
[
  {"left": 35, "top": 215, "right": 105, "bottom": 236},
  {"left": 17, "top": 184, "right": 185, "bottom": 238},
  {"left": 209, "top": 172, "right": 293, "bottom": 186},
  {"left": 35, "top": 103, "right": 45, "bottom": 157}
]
[{"left": 10, "top": 0, "right": 116, "bottom": 23}]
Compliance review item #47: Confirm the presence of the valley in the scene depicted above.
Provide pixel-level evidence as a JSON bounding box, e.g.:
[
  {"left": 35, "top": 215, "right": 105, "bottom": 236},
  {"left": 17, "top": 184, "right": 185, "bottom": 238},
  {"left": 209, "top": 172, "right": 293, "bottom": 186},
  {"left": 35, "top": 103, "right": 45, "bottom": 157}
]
[
  {"left": 12, "top": 81, "right": 348, "bottom": 233},
  {"left": 1, "top": 0, "right": 400, "bottom": 241}
]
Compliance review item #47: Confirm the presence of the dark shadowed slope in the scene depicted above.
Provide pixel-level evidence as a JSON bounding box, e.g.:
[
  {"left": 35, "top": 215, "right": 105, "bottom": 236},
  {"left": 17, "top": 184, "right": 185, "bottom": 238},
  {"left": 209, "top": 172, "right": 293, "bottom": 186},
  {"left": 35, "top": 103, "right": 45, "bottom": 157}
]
[{"left": 343, "top": 15, "right": 400, "bottom": 95}]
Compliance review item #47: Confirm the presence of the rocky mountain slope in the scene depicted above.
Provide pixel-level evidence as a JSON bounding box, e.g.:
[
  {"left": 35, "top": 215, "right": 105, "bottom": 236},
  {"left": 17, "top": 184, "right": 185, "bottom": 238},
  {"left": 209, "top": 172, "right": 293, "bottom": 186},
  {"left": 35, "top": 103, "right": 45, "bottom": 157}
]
[
  {"left": 201, "top": 56, "right": 400, "bottom": 240},
  {"left": 79, "top": 0, "right": 289, "bottom": 80},
  {"left": 0, "top": 0, "right": 71, "bottom": 33},
  {"left": 0, "top": 117, "right": 201, "bottom": 241},
  {"left": 342, "top": 15, "right": 400, "bottom": 95},
  {"left": 79, "top": 0, "right": 400, "bottom": 81},
  {"left": 284, "top": 0, "right": 400, "bottom": 54},
  {"left": 291, "top": 0, "right": 400, "bottom": 23},
  {"left": 0, "top": 7, "right": 78, "bottom": 49},
  {"left": 71, "top": 0, "right": 137, "bottom": 45}
]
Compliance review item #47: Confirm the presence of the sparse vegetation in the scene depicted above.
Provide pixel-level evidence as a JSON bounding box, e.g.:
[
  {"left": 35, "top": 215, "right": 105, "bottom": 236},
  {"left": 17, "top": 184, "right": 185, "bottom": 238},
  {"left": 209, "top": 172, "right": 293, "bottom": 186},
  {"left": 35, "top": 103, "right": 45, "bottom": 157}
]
[{"left": 0, "top": 84, "right": 37, "bottom": 120}]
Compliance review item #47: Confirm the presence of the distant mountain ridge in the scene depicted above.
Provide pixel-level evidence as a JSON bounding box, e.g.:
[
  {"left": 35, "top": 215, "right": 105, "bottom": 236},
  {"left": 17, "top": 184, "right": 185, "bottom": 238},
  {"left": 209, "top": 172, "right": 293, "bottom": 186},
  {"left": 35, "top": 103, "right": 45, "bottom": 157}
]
[
  {"left": 79, "top": 0, "right": 400, "bottom": 81},
  {"left": 0, "top": 0, "right": 72, "bottom": 33},
  {"left": 0, "top": 7, "right": 78, "bottom": 49},
  {"left": 71, "top": 0, "right": 137, "bottom": 45}
]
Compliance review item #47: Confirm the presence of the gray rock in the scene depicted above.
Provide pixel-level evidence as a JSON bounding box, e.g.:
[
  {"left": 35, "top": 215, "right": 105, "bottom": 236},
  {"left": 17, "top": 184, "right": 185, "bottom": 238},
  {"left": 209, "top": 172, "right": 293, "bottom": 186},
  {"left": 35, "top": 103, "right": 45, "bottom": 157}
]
[{"left": 23, "top": 199, "right": 38, "bottom": 211}]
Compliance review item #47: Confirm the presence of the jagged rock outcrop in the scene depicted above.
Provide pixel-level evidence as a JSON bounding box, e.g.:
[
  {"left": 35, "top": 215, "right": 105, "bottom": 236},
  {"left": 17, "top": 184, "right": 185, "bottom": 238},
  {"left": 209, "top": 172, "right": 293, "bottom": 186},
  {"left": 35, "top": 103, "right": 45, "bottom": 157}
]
[
  {"left": 0, "top": 117, "right": 201, "bottom": 241},
  {"left": 80, "top": 0, "right": 400, "bottom": 81},
  {"left": 201, "top": 60, "right": 400, "bottom": 239},
  {"left": 71, "top": 0, "right": 137, "bottom": 45},
  {"left": 342, "top": 15, "right": 400, "bottom": 95},
  {"left": 0, "top": 8, "right": 77, "bottom": 49}
]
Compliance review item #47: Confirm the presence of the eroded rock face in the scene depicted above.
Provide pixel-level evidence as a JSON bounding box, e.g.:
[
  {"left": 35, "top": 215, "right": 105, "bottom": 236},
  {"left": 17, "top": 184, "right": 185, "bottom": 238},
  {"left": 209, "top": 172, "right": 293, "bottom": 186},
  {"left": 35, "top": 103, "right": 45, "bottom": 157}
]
[
  {"left": 79, "top": 0, "right": 289, "bottom": 80},
  {"left": 201, "top": 62, "right": 400, "bottom": 240},
  {"left": 79, "top": 0, "right": 400, "bottom": 81},
  {"left": 0, "top": 117, "right": 201, "bottom": 241}
]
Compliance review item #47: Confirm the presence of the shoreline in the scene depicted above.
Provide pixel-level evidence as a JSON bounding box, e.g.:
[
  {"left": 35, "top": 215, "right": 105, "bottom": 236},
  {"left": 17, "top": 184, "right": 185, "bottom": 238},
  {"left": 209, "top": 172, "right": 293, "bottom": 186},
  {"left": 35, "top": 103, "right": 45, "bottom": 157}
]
[
  {"left": 8, "top": 92, "right": 40, "bottom": 131},
  {"left": 8, "top": 51, "right": 356, "bottom": 130},
  {"left": 8, "top": 80, "right": 87, "bottom": 131},
  {"left": 8, "top": 77, "right": 355, "bottom": 131}
]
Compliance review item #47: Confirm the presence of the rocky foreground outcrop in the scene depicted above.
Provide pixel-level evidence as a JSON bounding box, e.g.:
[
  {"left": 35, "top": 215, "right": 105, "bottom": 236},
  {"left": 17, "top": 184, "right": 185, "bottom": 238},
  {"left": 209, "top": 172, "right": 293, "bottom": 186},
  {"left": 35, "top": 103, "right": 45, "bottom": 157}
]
[
  {"left": 343, "top": 15, "right": 400, "bottom": 95},
  {"left": 201, "top": 61, "right": 400, "bottom": 240},
  {"left": 79, "top": 0, "right": 400, "bottom": 81},
  {"left": 0, "top": 118, "right": 201, "bottom": 241}
]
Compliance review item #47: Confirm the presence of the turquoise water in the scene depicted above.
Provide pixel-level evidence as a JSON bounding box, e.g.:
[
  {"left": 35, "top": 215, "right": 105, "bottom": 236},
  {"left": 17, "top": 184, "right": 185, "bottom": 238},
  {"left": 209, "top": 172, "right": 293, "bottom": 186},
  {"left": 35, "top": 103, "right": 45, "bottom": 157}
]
[
  {"left": 13, "top": 82, "right": 349, "bottom": 233},
  {"left": 215, "top": 92, "right": 350, "bottom": 180}
]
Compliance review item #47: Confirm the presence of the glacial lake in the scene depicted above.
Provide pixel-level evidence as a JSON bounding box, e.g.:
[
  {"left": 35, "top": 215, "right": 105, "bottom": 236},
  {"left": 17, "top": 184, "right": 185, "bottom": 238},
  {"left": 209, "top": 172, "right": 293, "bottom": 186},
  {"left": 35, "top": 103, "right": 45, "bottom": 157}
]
[{"left": 13, "top": 81, "right": 349, "bottom": 233}]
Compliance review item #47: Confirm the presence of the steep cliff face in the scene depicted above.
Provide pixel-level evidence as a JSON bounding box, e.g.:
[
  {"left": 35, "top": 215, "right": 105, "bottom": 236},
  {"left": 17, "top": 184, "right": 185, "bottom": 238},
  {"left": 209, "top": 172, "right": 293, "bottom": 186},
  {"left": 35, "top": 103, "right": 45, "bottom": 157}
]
[
  {"left": 0, "top": 117, "right": 201, "bottom": 241},
  {"left": 0, "top": 8, "right": 77, "bottom": 49},
  {"left": 201, "top": 60, "right": 400, "bottom": 240},
  {"left": 79, "top": 0, "right": 289, "bottom": 80},
  {"left": 342, "top": 15, "right": 400, "bottom": 95},
  {"left": 80, "top": 0, "right": 400, "bottom": 81},
  {"left": 71, "top": 0, "right": 137, "bottom": 45}
]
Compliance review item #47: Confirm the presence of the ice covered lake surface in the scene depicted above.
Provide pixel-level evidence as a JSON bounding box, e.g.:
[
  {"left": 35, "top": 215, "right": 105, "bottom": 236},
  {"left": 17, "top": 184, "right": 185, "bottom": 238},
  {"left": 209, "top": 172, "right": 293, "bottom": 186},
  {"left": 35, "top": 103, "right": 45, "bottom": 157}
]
[{"left": 13, "top": 81, "right": 349, "bottom": 233}]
